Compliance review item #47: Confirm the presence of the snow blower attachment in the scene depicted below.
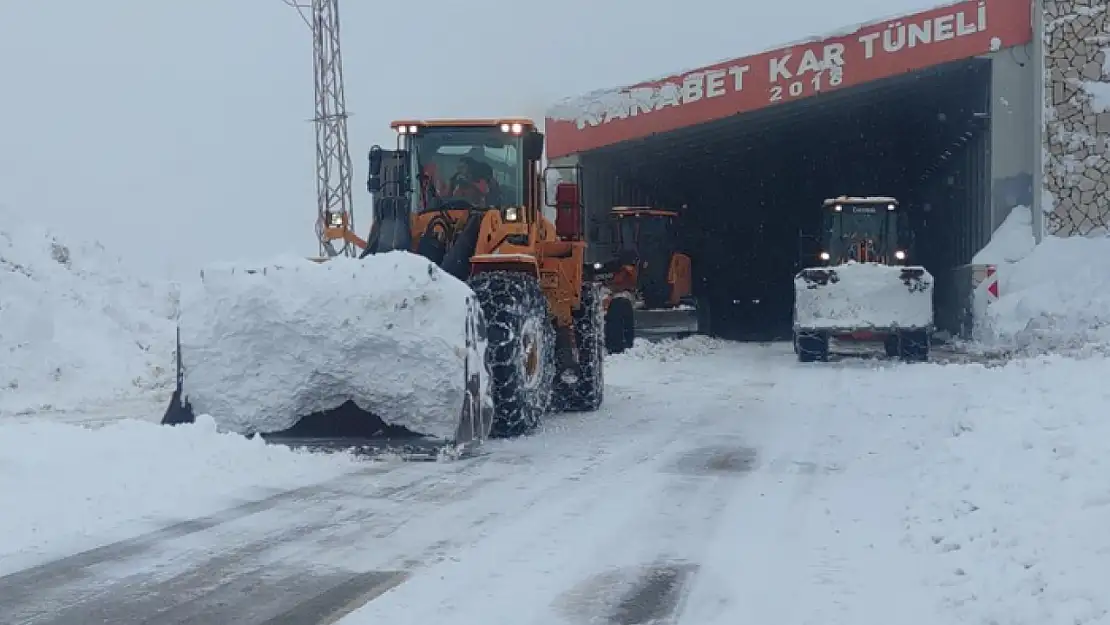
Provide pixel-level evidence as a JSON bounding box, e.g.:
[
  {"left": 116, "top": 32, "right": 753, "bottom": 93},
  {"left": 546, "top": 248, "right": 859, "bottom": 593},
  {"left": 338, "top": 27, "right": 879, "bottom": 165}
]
[
  {"left": 163, "top": 118, "right": 606, "bottom": 459},
  {"left": 793, "top": 196, "right": 934, "bottom": 362}
]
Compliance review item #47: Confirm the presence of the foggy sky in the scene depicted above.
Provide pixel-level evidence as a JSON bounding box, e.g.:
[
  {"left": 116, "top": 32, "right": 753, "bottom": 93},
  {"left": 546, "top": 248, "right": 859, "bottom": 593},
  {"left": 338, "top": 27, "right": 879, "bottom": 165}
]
[{"left": 0, "top": 0, "right": 943, "bottom": 279}]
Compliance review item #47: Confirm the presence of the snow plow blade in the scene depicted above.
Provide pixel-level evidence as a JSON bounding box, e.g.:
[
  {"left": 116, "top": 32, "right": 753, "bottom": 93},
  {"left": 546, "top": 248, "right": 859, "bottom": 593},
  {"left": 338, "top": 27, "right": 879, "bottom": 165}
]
[
  {"left": 633, "top": 305, "right": 699, "bottom": 338},
  {"left": 793, "top": 262, "right": 934, "bottom": 332},
  {"left": 161, "top": 252, "right": 494, "bottom": 461}
]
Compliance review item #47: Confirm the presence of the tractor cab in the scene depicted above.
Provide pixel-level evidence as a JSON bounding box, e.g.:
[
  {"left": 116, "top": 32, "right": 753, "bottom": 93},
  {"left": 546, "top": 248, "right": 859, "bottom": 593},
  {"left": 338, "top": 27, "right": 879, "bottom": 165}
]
[
  {"left": 609, "top": 207, "right": 684, "bottom": 308},
  {"left": 814, "top": 196, "right": 913, "bottom": 266}
]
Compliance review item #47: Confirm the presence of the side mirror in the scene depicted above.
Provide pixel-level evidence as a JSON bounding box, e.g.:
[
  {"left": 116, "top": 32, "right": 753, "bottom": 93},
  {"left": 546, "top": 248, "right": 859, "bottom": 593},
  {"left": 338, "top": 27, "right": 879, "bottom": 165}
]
[
  {"left": 554, "top": 182, "right": 582, "bottom": 240},
  {"left": 524, "top": 131, "right": 544, "bottom": 162},
  {"left": 367, "top": 146, "right": 384, "bottom": 193}
]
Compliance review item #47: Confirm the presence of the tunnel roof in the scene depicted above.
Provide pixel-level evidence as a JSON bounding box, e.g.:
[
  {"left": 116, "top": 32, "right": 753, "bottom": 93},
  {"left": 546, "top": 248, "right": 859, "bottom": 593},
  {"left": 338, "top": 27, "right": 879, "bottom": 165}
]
[{"left": 545, "top": 0, "right": 1031, "bottom": 159}]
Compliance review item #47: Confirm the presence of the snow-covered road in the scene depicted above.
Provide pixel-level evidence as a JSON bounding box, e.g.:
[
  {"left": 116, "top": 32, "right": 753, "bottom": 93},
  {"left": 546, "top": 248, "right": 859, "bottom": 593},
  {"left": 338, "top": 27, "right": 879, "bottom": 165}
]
[{"left": 4, "top": 338, "right": 1110, "bottom": 625}]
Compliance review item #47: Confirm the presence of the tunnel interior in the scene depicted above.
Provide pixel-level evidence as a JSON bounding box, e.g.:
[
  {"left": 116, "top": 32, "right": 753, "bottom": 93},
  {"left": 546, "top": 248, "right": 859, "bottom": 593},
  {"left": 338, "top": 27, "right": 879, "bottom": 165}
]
[{"left": 581, "top": 57, "right": 993, "bottom": 341}]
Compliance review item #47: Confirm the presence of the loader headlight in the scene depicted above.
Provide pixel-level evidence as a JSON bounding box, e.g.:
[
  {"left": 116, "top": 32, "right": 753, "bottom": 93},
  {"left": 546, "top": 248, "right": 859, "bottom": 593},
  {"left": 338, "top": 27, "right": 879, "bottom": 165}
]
[
  {"left": 819, "top": 251, "right": 831, "bottom": 261},
  {"left": 593, "top": 262, "right": 603, "bottom": 270},
  {"left": 500, "top": 122, "right": 524, "bottom": 134},
  {"left": 327, "top": 211, "right": 344, "bottom": 228},
  {"left": 894, "top": 250, "right": 906, "bottom": 260},
  {"left": 503, "top": 206, "right": 521, "bottom": 222},
  {"left": 396, "top": 125, "right": 418, "bottom": 134},
  {"left": 887, "top": 203, "right": 896, "bottom": 211}
]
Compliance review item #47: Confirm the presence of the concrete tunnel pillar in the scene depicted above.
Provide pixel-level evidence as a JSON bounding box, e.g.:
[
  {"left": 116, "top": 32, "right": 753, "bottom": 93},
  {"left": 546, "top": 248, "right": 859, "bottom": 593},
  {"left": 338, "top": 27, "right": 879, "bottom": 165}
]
[{"left": 990, "top": 46, "right": 1036, "bottom": 230}]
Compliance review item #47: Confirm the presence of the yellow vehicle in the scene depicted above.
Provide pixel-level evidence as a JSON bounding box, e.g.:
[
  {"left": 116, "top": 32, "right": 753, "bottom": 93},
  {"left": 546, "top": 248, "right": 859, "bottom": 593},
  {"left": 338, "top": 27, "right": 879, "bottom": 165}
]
[{"left": 163, "top": 119, "right": 605, "bottom": 458}]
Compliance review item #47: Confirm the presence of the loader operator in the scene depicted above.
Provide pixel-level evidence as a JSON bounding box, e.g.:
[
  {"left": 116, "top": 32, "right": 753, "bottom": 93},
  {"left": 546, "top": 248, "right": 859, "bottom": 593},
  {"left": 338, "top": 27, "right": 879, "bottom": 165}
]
[{"left": 448, "top": 156, "right": 494, "bottom": 207}]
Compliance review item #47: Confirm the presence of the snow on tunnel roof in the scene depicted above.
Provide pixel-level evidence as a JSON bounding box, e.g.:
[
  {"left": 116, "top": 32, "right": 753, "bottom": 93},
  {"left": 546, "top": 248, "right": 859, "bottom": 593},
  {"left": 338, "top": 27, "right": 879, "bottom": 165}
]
[
  {"left": 823, "top": 196, "right": 900, "bottom": 206},
  {"left": 544, "top": 0, "right": 1032, "bottom": 159}
]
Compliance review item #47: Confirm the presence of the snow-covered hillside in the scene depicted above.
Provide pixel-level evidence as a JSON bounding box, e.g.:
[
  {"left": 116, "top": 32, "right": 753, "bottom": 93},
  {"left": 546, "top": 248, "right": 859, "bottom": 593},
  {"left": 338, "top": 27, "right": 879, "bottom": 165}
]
[{"left": 0, "top": 206, "right": 177, "bottom": 415}]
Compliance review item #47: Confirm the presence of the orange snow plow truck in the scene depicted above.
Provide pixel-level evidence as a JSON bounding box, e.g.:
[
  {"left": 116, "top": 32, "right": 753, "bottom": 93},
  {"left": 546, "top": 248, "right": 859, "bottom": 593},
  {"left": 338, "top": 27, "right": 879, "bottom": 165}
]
[{"left": 162, "top": 119, "right": 606, "bottom": 459}]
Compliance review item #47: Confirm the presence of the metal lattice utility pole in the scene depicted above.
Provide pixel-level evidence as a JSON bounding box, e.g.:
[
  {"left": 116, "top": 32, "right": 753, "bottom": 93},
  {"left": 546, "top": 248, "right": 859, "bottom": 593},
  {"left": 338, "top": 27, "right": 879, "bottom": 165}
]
[{"left": 283, "top": 0, "right": 357, "bottom": 257}]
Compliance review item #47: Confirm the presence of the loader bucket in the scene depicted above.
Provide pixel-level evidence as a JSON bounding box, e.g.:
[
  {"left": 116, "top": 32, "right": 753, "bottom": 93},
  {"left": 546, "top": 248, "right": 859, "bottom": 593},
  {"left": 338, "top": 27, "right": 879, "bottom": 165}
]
[
  {"left": 161, "top": 252, "right": 494, "bottom": 460},
  {"left": 793, "top": 262, "right": 934, "bottom": 333}
]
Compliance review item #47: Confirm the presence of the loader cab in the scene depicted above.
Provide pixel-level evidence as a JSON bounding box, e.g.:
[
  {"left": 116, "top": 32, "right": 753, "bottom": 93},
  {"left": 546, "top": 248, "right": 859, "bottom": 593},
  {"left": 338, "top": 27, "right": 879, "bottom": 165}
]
[
  {"left": 816, "top": 196, "right": 912, "bottom": 266},
  {"left": 385, "top": 119, "right": 544, "bottom": 221}
]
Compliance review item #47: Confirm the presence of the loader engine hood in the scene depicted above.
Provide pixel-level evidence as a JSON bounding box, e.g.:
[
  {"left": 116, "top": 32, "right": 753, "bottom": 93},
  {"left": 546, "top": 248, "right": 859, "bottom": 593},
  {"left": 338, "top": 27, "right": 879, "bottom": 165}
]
[
  {"left": 175, "top": 251, "right": 494, "bottom": 442},
  {"left": 793, "top": 262, "right": 934, "bottom": 332}
]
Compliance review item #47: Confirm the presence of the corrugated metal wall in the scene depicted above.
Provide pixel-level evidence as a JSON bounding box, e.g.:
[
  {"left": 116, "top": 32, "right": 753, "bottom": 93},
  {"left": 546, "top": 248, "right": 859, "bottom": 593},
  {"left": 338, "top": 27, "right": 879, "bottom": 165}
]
[{"left": 909, "top": 62, "right": 993, "bottom": 337}]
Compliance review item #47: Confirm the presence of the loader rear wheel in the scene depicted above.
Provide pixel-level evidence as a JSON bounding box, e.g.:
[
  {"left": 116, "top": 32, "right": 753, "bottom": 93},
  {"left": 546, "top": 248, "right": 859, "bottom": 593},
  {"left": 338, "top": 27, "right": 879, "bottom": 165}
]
[
  {"left": 554, "top": 282, "right": 605, "bottom": 412},
  {"left": 469, "top": 270, "right": 556, "bottom": 438},
  {"left": 605, "top": 297, "right": 635, "bottom": 354}
]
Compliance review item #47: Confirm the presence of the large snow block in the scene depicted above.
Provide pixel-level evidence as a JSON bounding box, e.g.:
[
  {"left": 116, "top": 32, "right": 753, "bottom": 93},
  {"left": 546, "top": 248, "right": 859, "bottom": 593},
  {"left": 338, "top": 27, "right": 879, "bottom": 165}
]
[
  {"left": 794, "top": 262, "right": 934, "bottom": 331},
  {"left": 177, "top": 251, "right": 489, "bottom": 440}
]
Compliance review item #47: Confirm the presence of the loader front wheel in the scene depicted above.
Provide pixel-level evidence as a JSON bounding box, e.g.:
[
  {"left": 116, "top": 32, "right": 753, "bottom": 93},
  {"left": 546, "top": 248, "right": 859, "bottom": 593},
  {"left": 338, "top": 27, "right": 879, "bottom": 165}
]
[
  {"left": 469, "top": 270, "right": 556, "bottom": 438},
  {"left": 795, "top": 330, "right": 829, "bottom": 363}
]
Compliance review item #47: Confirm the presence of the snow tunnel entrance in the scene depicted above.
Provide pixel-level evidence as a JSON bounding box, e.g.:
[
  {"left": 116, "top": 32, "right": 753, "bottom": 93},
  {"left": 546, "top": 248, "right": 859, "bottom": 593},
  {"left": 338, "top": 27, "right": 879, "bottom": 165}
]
[{"left": 579, "top": 57, "right": 993, "bottom": 341}]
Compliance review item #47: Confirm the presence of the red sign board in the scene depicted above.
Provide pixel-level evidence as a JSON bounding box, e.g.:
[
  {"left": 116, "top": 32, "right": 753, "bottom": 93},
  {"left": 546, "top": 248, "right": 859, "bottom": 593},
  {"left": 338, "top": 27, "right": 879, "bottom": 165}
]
[{"left": 545, "top": 0, "right": 1032, "bottom": 159}]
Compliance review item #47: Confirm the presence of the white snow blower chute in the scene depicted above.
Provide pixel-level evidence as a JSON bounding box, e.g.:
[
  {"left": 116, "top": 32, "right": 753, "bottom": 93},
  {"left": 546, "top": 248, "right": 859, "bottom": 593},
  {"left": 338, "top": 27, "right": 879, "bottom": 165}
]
[{"left": 792, "top": 196, "right": 934, "bottom": 362}]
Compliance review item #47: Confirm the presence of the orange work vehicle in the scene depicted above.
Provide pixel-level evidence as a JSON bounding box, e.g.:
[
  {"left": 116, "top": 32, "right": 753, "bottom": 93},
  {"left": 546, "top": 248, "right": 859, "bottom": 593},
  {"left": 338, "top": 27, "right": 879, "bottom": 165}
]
[{"left": 601, "top": 207, "right": 698, "bottom": 353}]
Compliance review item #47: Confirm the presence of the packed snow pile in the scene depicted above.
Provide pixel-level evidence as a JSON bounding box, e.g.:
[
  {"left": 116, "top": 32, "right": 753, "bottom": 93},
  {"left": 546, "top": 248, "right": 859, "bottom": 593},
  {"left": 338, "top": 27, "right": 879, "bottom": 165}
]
[
  {"left": 0, "top": 415, "right": 360, "bottom": 573},
  {"left": 980, "top": 234, "right": 1110, "bottom": 352},
  {"left": 178, "top": 251, "right": 490, "bottom": 439},
  {"left": 611, "top": 335, "right": 724, "bottom": 362},
  {"left": 0, "top": 206, "right": 177, "bottom": 414},
  {"left": 972, "top": 205, "right": 1036, "bottom": 265},
  {"left": 901, "top": 355, "right": 1110, "bottom": 622},
  {"left": 793, "top": 262, "right": 934, "bottom": 330}
]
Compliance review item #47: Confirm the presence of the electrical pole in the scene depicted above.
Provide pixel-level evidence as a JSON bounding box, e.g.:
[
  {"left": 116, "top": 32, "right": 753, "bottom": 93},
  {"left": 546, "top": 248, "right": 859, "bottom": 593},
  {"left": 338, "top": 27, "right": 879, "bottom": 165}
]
[{"left": 282, "top": 0, "right": 357, "bottom": 257}]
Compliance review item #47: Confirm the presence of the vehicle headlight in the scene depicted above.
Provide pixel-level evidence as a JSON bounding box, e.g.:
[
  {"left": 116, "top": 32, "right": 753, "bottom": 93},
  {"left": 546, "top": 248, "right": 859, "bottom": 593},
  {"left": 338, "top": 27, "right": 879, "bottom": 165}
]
[
  {"left": 819, "top": 251, "right": 831, "bottom": 261},
  {"left": 327, "top": 212, "right": 344, "bottom": 227},
  {"left": 894, "top": 250, "right": 906, "bottom": 260},
  {"left": 503, "top": 206, "right": 520, "bottom": 222},
  {"left": 593, "top": 262, "right": 603, "bottom": 269}
]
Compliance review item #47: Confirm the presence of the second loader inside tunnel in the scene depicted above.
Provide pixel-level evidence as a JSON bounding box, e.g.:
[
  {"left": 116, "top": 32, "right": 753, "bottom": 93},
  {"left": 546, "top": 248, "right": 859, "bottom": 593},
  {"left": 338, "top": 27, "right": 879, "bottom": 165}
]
[
  {"left": 162, "top": 118, "right": 607, "bottom": 459},
  {"left": 569, "top": 57, "right": 1001, "bottom": 342}
]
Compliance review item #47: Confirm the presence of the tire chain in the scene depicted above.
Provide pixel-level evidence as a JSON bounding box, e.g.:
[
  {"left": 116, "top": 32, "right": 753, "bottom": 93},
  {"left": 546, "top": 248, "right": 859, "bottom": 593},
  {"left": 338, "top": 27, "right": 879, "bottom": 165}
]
[
  {"left": 468, "top": 271, "right": 556, "bottom": 438},
  {"left": 554, "top": 282, "right": 604, "bottom": 412}
]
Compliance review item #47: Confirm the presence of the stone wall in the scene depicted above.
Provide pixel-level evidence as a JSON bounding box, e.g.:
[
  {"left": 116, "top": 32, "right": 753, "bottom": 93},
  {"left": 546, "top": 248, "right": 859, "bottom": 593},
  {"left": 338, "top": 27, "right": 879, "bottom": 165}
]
[{"left": 1044, "top": 0, "right": 1110, "bottom": 236}]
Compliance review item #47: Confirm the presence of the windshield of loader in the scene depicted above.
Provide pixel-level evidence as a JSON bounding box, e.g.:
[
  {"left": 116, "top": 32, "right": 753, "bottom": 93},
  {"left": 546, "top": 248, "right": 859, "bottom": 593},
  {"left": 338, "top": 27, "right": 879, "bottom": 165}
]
[
  {"left": 823, "top": 202, "right": 898, "bottom": 263},
  {"left": 407, "top": 127, "right": 524, "bottom": 212}
]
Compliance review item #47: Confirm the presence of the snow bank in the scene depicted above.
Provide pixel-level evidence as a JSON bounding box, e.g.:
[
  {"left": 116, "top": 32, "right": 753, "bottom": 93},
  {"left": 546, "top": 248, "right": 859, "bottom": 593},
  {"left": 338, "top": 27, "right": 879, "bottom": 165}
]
[
  {"left": 900, "top": 355, "right": 1110, "bottom": 622},
  {"left": 981, "top": 234, "right": 1110, "bottom": 352},
  {"left": 972, "top": 205, "right": 1037, "bottom": 265},
  {"left": 0, "top": 206, "right": 177, "bottom": 414},
  {"left": 793, "top": 262, "right": 934, "bottom": 330},
  {"left": 179, "top": 251, "right": 487, "bottom": 439},
  {"left": 0, "top": 415, "right": 360, "bottom": 573}
]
